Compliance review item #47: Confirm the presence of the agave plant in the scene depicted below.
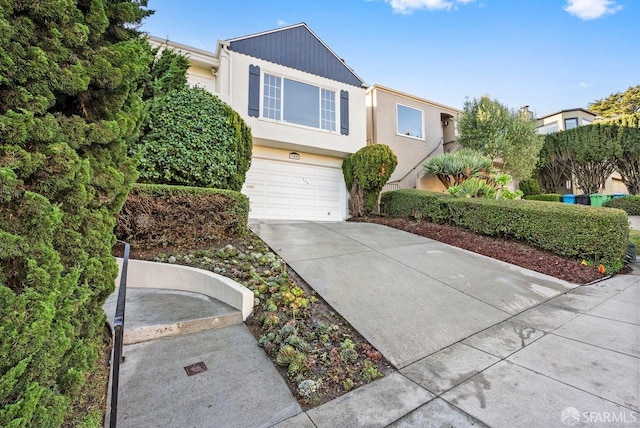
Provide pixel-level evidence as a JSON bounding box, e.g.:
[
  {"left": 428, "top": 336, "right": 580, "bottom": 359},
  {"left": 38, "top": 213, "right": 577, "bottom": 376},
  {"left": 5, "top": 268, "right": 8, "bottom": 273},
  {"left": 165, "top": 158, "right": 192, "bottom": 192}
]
[{"left": 423, "top": 148, "right": 493, "bottom": 188}]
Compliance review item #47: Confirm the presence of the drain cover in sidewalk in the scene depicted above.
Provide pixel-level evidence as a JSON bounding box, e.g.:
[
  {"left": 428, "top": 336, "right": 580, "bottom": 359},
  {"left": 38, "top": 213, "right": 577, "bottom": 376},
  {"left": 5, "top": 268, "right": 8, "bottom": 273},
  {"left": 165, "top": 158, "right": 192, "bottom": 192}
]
[{"left": 184, "top": 362, "right": 208, "bottom": 376}]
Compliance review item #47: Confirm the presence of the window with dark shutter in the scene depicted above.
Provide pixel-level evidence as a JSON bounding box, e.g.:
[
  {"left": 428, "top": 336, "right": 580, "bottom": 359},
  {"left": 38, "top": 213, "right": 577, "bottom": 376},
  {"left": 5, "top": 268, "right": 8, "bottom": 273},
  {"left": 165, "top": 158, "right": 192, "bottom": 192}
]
[
  {"left": 248, "top": 65, "right": 260, "bottom": 117},
  {"left": 340, "top": 90, "right": 349, "bottom": 135}
]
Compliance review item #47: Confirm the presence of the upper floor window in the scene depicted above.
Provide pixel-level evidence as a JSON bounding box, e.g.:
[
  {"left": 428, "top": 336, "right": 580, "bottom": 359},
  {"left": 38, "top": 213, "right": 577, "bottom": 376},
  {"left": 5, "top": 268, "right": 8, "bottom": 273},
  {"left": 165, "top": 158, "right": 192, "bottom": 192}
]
[
  {"left": 262, "top": 73, "right": 336, "bottom": 131},
  {"left": 397, "top": 104, "right": 423, "bottom": 139},
  {"left": 581, "top": 117, "right": 592, "bottom": 125},
  {"left": 564, "top": 117, "right": 578, "bottom": 130}
]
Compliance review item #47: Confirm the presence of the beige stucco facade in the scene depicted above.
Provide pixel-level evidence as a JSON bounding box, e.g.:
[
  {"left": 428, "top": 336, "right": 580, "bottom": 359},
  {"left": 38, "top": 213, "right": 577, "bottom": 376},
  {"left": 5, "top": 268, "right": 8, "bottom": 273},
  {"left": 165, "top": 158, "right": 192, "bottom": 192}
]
[
  {"left": 366, "top": 84, "right": 461, "bottom": 192},
  {"left": 149, "top": 36, "right": 366, "bottom": 160}
]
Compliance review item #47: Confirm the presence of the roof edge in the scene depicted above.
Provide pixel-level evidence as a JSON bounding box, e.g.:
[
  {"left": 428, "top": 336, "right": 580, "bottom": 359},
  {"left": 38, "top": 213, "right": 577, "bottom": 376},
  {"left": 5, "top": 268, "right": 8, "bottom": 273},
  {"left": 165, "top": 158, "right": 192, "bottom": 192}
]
[{"left": 368, "top": 84, "right": 463, "bottom": 114}]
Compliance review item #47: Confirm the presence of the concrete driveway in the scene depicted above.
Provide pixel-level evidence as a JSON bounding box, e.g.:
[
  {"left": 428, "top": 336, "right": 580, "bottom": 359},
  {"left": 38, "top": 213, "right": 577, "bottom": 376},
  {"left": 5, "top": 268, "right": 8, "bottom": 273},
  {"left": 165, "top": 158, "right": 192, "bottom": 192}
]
[
  {"left": 251, "top": 220, "right": 576, "bottom": 368},
  {"left": 252, "top": 220, "right": 640, "bottom": 427}
]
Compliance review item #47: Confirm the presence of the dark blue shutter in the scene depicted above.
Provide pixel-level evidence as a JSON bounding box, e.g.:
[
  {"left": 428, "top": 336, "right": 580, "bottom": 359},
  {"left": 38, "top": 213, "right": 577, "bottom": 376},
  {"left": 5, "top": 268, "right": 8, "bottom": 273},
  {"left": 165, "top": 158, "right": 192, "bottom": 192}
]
[
  {"left": 340, "top": 90, "right": 349, "bottom": 135},
  {"left": 248, "top": 65, "right": 260, "bottom": 117}
]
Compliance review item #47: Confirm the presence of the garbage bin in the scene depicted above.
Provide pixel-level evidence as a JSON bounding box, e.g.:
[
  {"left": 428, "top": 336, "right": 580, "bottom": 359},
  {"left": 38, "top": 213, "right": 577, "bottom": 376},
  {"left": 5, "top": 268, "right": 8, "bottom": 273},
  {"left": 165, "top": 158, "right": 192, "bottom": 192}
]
[
  {"left": 576, "top": 194, "right": 590, "bottom": 205},
  {"left": 562, "top": 194, "right": 576, "bottom": 204},
  {"left": 612, "top": 193, "right": 627, "bottom": 199},
  {"left": 589, "top": 194, "right": 607, "bottom": 207}
]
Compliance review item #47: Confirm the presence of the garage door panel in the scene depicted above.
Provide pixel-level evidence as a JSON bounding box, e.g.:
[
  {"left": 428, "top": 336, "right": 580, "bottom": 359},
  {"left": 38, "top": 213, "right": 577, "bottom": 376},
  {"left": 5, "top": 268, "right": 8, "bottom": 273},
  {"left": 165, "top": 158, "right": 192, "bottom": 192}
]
[{"left": 242, "top": 158, "right": 345, "bottom": 221}]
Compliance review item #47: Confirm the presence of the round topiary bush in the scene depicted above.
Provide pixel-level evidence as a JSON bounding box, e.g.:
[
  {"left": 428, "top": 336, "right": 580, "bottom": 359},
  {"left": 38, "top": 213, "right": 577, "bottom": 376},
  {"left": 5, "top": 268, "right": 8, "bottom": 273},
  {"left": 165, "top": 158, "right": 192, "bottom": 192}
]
[
  {"left": 343, "top": 144, "right": 398, "bottom": 216},
  {"left": 132, "top": 86, "right": 252, "bottom": 190}
]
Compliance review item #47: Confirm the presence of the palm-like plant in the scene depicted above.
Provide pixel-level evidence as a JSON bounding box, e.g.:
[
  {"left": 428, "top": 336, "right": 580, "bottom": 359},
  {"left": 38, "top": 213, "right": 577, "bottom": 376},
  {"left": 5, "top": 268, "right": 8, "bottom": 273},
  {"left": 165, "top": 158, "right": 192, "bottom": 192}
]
[{"left": 423, "top": 148, "right": 493, "bottom": 188}]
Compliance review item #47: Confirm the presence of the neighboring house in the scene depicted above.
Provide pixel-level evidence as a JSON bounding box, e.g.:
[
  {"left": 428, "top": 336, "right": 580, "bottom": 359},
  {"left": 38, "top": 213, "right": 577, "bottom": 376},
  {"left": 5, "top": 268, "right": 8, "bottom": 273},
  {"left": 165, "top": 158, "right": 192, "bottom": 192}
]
[
  {"left": 149, "top": 23, "right": 367, "bottom": 221},
  {"left": 535, "top": 108, "right": 627, "bottom": 194},
  {"left": 535, "top": 108, "right": 596, "bottom": 135},
  {"left": 366, "top": 84, "right": 462, "bottom": 192}
]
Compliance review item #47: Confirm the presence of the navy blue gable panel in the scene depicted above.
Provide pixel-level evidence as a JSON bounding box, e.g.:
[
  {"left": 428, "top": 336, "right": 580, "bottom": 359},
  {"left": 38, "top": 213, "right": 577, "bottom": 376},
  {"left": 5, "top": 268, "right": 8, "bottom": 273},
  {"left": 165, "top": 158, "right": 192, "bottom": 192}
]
[
  {"left": 248, "top": 65, "right": 260, "bottom": 118},
  {"left": 340, "top": 90, "right": 349, "bottom": 136},
  {"left": 230, "top": 26, "right": 363, "bottom": 88}
]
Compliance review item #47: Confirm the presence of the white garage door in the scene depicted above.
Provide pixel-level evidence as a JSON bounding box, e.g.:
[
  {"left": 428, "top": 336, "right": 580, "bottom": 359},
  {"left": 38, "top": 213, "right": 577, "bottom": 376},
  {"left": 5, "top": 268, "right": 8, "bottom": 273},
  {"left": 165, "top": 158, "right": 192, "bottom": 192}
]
[{"left": 242, "top": 158, "right": 345, "bottom": 221}]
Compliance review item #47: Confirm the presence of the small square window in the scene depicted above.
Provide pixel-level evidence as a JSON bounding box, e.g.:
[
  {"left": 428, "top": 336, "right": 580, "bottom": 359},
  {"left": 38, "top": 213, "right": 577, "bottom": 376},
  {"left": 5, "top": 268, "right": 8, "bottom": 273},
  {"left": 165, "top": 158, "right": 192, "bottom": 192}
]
[{"left": 564, "top": 118, "right": 578, "bottom": 130}]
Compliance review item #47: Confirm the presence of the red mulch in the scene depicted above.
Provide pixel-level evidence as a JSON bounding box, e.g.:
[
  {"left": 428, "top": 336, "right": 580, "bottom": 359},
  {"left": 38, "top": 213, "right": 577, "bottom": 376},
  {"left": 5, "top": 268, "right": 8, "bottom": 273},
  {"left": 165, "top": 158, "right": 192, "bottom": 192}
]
[{"left": 352, "top": 217, "right": 607, "bottom": 284}]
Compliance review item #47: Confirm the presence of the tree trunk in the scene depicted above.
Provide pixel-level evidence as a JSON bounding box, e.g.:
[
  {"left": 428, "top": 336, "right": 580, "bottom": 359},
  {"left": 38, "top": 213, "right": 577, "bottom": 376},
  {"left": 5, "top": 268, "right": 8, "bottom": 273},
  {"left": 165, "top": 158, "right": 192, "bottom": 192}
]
[{"left": 349, "top": 180, "right": 366, "bottom": 218}]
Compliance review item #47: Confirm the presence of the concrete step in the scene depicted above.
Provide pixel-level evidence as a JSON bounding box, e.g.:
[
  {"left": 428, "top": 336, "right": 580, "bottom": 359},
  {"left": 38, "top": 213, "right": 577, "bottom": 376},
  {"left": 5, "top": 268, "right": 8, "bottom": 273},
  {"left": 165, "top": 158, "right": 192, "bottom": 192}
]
[{"left": 103, "top": 288, "right": 243, "bottom": 344}]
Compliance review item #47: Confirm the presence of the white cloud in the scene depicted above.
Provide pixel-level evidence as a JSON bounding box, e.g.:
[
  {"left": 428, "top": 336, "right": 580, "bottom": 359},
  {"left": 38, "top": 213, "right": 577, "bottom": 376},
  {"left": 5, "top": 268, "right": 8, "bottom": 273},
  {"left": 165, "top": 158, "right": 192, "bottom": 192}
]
[
  {"left": 385, "top": 0, "right": 474, "bottom": 14},
  {"left": 276, "top": 19, "right": 290, "bottom": 27},
  {"left": 564, "top": 0, "right": 623, "bottom": 20}
]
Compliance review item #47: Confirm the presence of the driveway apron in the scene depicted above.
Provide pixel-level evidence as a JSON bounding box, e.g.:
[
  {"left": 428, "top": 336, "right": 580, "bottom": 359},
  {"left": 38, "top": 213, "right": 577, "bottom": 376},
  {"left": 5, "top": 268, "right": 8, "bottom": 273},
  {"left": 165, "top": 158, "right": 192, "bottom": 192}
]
[{"left": 250, "top": 220, "right": 576, "bottom": 368}]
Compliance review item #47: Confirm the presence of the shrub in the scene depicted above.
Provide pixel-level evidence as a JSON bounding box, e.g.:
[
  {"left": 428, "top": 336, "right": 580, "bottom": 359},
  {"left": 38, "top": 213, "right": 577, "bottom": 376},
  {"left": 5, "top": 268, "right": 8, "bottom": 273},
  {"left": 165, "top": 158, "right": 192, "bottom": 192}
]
[
  {"left": 519, "top": 178, "right": 542, "bottom": 196},
  {"left": 423, "top": 148, "right": 492, "bottom": 189},
  {"left": 115, "top": 184, "right": 249, "bottom": 251},
  {"left": 132, "top": 86, "right": 252, "bottom": 191},
  {"left": 604, "top": 195, "right": 640, "bottom": 215},
  {"left": 381, "top": 190, "right": 628, "bottom": 271},
  {"left": 380, "top": 189, "right": 451, "bottom": 223},
  {"left": 343, "top": 144, "right": 397, "bottom": 216},
  {"left": 525, "top": 194, "right": 562, "bottom": 202},
  {"left": 0, "top": 1, "right": 151, "bottom": 426}
]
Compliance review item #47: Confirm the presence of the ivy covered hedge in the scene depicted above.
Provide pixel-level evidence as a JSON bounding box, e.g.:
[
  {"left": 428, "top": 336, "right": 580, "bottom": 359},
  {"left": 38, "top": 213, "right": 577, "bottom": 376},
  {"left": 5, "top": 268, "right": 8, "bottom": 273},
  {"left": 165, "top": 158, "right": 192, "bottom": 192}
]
[
  {"left": 381, "top": 189, "right": 628, "bottom": 271},
  {"left": 132, "top": 86, "right": 252, "bottom": 191},
  {"left": 115, "top": 184, "right": 249, "bottom": 251},
  {"left": 604, "top": 195, "right": 640, "bottom": 215},
  {"left": 524, "top": 194, "right": 562, "bottom": 202},
  {"left": 0, "top": 1, "right": 151, "bottom": 426}
]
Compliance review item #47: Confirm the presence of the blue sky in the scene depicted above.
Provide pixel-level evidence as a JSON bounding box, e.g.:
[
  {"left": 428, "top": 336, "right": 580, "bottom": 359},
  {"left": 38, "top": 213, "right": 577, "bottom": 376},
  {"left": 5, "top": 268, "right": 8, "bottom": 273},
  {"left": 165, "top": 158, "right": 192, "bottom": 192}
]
[{"left": 141, "top": 0, "right": 638, "bottom": 116}]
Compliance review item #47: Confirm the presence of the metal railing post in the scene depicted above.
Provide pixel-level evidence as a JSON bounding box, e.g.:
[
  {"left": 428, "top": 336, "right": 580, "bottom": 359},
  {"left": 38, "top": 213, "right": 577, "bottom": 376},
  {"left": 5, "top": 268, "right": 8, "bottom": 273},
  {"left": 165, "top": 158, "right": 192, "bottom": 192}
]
[{"left": 110, "top": 240, "right": 129, "bottom": 428}]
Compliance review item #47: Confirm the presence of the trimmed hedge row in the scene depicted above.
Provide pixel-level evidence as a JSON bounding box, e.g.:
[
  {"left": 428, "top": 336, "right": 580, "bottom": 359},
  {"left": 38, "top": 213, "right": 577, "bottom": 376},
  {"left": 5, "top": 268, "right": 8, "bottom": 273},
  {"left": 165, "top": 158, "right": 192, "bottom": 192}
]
[
  {"left": 115, "top": 184, "right": 249, "bottom": 251},
  {"left": 524, "top": 194, "right": 562, "bottom": 202},
  {"left": 380, "top": 189, "right": 629, "bottom": 270},
  {"left": 604, "top": 195, "right": 640, "bottom": 215}
]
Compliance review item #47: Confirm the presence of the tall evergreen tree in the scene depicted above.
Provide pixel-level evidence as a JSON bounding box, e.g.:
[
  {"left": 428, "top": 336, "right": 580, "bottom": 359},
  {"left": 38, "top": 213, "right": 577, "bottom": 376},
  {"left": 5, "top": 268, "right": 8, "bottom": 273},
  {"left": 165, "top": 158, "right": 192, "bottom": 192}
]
[
  {"left": 589, "top": 85, "right": 640, "bottom": 118},
  {"left": 0, "top": 1, "right": 152, "bottom": 426}
]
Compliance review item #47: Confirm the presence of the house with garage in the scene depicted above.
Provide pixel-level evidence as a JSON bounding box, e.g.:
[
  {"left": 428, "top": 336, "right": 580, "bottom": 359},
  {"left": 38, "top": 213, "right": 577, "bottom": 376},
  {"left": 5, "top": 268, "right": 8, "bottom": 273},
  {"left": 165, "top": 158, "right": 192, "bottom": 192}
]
[
  {"left": 149, "top": 23, "right": 367, "bottom": 221},
  {"left": 365, "top": 84, "right": 462, "bottom": 192}
]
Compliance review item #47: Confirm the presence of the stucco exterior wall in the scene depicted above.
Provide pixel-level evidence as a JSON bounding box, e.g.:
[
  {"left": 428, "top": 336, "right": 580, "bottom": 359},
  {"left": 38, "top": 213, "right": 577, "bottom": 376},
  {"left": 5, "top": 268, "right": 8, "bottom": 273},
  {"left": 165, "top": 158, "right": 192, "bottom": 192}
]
[
  {"left": 366, "top": 85, "right": 461, "bottom": 187},
  {"left": 222, "top": 51, "right": 366, "bottom": 159}
]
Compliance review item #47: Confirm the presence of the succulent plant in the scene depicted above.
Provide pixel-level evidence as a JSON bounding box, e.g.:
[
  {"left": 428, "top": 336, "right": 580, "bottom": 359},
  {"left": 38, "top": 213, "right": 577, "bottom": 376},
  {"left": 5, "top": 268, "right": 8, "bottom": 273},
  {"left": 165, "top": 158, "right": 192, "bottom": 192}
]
[
  {"left": 342, "top": 378, "right": 355, "bottom": 392},
  {"left": 286, "top": 335, "right": 310, "bottom": 352},
  {"left": 276, "top": 345, "right": 297, "bottom": 366},
  {"left": 297, "top": 379, "right": 321, "bottom": 400},
  {"left": 340, "top": 348, "right": 358, "bottom": 363}
]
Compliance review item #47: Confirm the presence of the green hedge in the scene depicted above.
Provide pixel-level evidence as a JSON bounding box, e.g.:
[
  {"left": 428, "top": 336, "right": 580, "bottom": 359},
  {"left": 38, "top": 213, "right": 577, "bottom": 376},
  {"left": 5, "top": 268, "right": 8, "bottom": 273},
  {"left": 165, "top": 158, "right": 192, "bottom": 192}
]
[
  {"left": 115, "top": 184, "right": 249, "bottom": 251},
  {"left": 524, "top": 194, "right": 562, "bottom": 202},
  {"left": 604, "top": 195, "right": 640, "bottom": 215},
  {"left": 380, "top": 189, "right": 628, "bottom": 271},
  {"left": 380, "top": 189, "right": 452, "bottom": 223}
]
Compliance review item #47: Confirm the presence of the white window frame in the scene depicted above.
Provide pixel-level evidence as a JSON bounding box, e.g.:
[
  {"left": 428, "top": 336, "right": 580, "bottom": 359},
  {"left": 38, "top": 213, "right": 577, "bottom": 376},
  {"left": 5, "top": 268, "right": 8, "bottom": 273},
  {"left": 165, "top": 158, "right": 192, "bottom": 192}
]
[
  {"left": 260, "top": 72, "right": 339, "bottom": 133},
  {"left": 396, "top": 103, "right": 424, "bottom": 140}
]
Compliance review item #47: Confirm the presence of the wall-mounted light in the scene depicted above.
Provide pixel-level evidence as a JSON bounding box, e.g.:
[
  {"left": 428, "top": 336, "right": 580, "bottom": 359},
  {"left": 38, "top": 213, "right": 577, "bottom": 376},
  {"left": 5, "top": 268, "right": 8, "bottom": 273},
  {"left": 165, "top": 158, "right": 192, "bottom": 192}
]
[
  {"left": 289, "top": 152, "right": 300, "bottom": 160},
  {"left": 444, "top": 120, "right": 449, "bottom": 126}
]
